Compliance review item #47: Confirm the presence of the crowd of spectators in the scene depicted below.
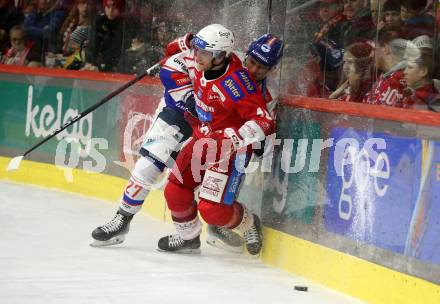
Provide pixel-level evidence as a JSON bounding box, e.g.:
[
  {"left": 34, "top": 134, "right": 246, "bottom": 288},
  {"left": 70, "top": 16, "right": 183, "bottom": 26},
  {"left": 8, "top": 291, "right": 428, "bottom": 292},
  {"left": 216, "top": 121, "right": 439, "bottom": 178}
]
[
  {"left": 0, "top": 0, "right": 439, "bottom": 111},
  {"left": 0, "top": 0, "right": 218, "bottom": 73},
  {"left": 284, "top": 0, "right": 440, "bottom": 111}
]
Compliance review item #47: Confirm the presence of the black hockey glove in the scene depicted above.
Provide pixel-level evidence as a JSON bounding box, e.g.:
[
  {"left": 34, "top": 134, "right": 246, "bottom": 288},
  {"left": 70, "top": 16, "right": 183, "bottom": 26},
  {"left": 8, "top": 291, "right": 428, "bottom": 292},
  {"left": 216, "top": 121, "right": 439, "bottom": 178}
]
[{"left": 184, "top": 94, "right": 199, "bottom": 118}]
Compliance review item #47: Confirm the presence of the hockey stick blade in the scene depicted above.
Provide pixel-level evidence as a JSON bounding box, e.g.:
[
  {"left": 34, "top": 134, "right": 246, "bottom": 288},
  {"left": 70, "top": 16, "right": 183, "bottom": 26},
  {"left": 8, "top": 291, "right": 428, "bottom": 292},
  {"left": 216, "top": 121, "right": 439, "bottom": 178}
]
[{"left": 6, "top": 156, "right": 24, "bottom": 171}]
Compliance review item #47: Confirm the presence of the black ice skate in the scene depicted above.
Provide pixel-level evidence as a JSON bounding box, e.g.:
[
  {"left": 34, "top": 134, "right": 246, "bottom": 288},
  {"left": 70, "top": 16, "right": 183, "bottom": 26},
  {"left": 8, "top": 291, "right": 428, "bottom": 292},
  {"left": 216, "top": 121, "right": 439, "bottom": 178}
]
[
  {"left": 206, "top": 225, "right": 244, "bottom": 253},
  {"left": 244, "top": 215, "right": 263, "bottom": 255},
  {"left": 90, "top": 211, "right": 133, "bottom": 247},
  {"left": 157, "top": 234, "right": 201, "bottom": 254}
]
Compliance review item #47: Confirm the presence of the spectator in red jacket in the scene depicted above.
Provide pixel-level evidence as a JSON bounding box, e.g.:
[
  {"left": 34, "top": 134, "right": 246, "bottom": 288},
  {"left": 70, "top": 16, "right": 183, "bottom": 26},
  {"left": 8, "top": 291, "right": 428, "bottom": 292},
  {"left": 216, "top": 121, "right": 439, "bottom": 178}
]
[
  {"left": 363, "top": 27, "right": 407, "bottom": 107},
  {"left": 403, "top": 46, "right": 439, "bottom": 111}
]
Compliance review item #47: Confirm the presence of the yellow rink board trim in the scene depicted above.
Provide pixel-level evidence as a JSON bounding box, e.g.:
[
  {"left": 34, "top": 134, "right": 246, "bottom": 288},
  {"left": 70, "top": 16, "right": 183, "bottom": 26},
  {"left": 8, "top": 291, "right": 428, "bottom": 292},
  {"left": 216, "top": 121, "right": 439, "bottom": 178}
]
[
  {"left": 0, "top": 157, "right": 167, "bottom": 220},
  {"left": 2, "top": 156, "right": 439, "bottom": 304},
  {"left": 262, "top": 228, "right": 440, "bottom": 304}
]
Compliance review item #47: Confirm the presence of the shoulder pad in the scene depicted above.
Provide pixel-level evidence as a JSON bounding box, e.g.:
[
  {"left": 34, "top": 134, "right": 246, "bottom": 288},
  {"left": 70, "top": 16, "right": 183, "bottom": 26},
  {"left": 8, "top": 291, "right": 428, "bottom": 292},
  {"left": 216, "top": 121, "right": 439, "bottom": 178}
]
[{"left": 162, "top": 50, "right": 191, "bottom": 73}]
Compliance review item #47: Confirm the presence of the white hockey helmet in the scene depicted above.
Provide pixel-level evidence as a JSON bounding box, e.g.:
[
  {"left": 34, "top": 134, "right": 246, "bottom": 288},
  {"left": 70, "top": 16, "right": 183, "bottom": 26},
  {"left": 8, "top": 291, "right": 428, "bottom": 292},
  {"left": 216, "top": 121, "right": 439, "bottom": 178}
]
[{"left": 192, "top": 24, "right": 235, "bottom": 57}]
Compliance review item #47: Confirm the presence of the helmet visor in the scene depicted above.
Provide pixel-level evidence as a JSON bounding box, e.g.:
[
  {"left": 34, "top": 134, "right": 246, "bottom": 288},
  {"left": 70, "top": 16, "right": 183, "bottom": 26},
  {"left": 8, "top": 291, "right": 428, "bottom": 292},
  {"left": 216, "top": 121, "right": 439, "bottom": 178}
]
[
  {"left": 193, "top": 47, "right": 214, "bottom": 61},
  {"left": 191, "top": 37, "right": 222, "bottom": 59}
]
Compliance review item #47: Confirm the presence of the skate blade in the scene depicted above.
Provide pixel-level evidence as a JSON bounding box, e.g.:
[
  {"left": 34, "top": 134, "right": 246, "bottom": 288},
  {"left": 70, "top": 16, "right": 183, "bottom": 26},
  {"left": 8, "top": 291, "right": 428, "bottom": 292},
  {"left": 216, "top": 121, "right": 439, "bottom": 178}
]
[
  {"left": 246, "top": 244, "right": 262, "bottom": 257},
  {"left": 156, "top": 247, "right": 201, "bottom": 254},
  {"left": 90, "top": 235, "right": 125, "bottom": 247},
  {"left": 206, "top": 237, "right": 244, "bottom": 254},
  {"left": 247, "top": 252, "right": 261, "bottom": 258}
]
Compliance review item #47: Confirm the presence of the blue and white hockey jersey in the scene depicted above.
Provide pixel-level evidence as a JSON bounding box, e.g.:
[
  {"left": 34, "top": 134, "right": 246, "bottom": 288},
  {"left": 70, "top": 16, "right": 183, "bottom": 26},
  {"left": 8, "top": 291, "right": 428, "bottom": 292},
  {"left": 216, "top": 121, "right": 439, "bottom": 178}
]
[{"left": 158, "top": 50, "right": 196, "bottom": 113}]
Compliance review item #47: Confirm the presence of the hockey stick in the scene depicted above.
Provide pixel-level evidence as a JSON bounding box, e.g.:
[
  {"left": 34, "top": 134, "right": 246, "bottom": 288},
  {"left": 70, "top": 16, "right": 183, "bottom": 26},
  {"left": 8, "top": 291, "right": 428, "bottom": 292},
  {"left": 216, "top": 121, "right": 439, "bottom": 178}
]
[
  {"left": 285, "top": 0, "right": 318, "bottom": 15},
  {"left": 6, "top": 63, "right": 160, "bottom": 171},
  {"left": 266, "top": 0, "right": 272, "bottom": 34}
]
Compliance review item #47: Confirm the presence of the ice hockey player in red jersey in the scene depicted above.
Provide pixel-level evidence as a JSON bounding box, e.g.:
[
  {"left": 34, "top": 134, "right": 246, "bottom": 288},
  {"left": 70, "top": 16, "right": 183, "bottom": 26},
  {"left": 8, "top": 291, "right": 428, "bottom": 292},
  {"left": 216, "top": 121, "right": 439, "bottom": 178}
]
[
  {"left": 90, "top": 28, "right": 282, "bottom": 252},
  {"left": 363, "top": 28, "right": 407, "bottom": 107},
  {"left": 157, "top": 24, "right": 274, "bottom": 255},
  {"left": 161, "top": 32, "right": 285, "bottom": 254},
  {"left": 205, "top": 33, "right": 284, "bottom": 253}
]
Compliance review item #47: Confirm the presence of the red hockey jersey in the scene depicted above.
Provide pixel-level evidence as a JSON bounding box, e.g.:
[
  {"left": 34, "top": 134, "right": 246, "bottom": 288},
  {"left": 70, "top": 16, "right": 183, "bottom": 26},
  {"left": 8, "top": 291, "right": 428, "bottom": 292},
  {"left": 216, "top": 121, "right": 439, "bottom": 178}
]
[
  {"left": 363, "top": 65, "right": 406, "bottom": 107},
  {"left": 192, "top": 53, "right": 274, "bottom": 140}
]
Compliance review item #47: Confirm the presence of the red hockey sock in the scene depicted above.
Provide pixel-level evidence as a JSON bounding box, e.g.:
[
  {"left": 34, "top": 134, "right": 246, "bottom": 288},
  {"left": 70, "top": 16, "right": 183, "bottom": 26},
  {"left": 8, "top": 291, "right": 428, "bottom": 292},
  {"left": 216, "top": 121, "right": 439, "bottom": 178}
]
[{"left": 198, "top": 200, "right": 243, "bottom": 227}]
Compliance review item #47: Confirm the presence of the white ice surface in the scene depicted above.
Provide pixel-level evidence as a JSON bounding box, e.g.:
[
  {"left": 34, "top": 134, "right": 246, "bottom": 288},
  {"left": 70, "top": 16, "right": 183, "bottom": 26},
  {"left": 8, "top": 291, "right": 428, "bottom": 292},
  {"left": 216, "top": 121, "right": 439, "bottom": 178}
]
[{"left": 0, "top": 181, "right": 365, "bottom": 304}]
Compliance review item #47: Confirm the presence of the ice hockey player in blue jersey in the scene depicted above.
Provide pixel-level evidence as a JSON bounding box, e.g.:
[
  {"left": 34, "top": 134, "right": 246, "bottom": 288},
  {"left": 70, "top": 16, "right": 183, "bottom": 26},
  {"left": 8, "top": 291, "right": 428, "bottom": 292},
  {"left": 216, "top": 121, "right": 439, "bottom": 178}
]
[{"left": 90, "top": 36, "right": 196, "bottom": 247}]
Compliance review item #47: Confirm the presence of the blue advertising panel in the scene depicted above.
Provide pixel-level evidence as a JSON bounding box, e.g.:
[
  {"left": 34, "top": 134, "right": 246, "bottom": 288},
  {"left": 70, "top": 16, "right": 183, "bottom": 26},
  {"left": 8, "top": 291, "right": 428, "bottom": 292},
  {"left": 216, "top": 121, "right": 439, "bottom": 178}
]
[
  {"left": 324, "top": 128, "right": 421, "bottom": 254},
  {"left": 407, "top": 141, "right": 440, "bottom": 264}
]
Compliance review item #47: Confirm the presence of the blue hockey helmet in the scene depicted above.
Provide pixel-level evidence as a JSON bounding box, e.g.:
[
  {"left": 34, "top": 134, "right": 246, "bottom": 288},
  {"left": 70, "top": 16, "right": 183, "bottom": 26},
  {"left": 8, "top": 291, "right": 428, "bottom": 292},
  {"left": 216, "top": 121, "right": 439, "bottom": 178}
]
[
  {"left": 309, "top": 39, "right": 344, "bottom": 72},
  {"left": 246, "top": 34, "right": 284, "bottom": 68}
]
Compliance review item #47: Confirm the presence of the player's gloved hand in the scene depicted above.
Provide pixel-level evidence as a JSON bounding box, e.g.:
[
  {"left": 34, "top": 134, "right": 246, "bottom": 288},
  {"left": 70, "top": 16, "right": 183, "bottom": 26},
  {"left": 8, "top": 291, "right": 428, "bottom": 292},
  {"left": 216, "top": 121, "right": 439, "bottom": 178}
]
[
  {"left": 194, "top": 129, "right": 238, "bottom": 166},
  {"left": 203, "top": 127, "right": 246, "bottom": 153},
  {"left": 164, "top": 32, "right": 193, "bottom": 57},
  {"left": 201, "top": 123, "right": 265, "bottom": 153},
  {"left": 184, "top": 94, "right": 198, "bottom": 119},
  {"left": 224, "top": 121, "right": 266, "bottom": 152},
  {"left": 160, "top": 33, "right": 193, "bottom": 66},
  {"left": 205, "top": 127, "right": 254, "bottom": 166},
  {"left": 223, "top": 127, "right": 244, "bottom": 152}
]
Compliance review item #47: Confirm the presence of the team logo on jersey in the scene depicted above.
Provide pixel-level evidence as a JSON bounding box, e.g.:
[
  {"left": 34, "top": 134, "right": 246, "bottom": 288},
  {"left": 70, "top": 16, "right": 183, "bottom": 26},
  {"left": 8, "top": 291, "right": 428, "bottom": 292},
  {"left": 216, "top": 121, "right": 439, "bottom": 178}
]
[
  {"left": 196, "top": 106, "right": 212, "bottom": 122},
  {"left": 208, "top": 92, "right": 222, "bottom": 102},
  {"left": 173, "top": 57, "right": 188, "bottom": 72},
  {"left": 261, "top": 44, "right": 271, "bottom": 52},
  {"left": 236, "top": 70, "right": 256, "bottom": 94},
  {"left": 197, "top": 88, "right": 203, "bottom": 99},
  {"left": 195, "top": 98, "right": 213, "bottom": 122},
  {"left": 195, "top": 98, "right": 214, "bottom": 112},
  {"left": 221, "top": 76, "right": 244, "bottom": 102},
  {"left": 171, "top": 73, "right": 191, "bottom": 86},
  {"left": 211, "top": 84, "right": 226, "bottom": 102}
]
